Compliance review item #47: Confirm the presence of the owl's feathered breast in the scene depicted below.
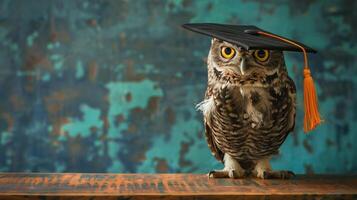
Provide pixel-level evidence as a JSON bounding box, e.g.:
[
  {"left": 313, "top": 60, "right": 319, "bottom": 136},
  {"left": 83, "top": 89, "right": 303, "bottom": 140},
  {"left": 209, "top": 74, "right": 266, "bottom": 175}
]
[{"left": 203, "top": 71, "right": 296, "bottom": 162}]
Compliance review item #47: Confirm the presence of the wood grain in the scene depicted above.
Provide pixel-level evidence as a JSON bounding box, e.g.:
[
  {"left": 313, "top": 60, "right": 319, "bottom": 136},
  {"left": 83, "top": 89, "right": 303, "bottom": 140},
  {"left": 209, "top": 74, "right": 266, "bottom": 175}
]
[{"left": 0, "top": 173, "right": 356, "bottom": 199}]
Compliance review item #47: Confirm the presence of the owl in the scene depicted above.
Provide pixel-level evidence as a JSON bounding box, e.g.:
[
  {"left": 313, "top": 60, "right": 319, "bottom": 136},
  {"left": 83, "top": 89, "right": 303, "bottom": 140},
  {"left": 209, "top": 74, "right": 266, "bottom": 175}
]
[{"left": 197, "top": 38, "right": 297, "bottom": 179}]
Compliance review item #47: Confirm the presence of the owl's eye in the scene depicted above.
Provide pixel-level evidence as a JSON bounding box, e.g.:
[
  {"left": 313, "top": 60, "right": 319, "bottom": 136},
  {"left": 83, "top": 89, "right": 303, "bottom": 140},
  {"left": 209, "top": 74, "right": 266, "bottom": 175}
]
[
  {"left": 221, "top": 46, "right": 235, "bottom": 59},
  {"left": 253, "top": 50, "right": 270, "bottom": 62}
]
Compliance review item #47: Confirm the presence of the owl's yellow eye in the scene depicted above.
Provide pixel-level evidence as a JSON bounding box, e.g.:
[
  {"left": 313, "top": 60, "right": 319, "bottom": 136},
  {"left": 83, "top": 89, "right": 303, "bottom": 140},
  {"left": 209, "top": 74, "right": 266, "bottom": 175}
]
[
  {"left": 253, "top": 49, "right": 270, "bottom": 62},
  {"left": 221, "top": 47, "right": 235, "bottom": 59}
]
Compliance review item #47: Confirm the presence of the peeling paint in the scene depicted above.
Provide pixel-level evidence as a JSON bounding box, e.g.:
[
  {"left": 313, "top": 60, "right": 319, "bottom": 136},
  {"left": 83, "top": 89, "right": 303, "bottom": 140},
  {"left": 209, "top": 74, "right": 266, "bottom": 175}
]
[
  {"left": 0, "top": 0, "right": 355, "bottom": 174},
  {"left": 61, "top": 104, "right": 103, "bottom": 138}
]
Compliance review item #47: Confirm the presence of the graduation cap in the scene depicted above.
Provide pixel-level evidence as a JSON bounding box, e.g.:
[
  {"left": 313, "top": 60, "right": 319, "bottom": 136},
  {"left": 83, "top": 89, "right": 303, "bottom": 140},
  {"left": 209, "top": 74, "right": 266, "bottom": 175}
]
[{"left": 182, "top": 23, "right": 322, "bottom": 133}]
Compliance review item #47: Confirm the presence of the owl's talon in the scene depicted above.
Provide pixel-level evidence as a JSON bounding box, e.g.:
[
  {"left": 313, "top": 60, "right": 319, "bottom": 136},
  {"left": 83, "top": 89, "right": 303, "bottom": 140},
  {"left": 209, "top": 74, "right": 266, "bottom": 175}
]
[
  {"left": 228, "top": 169, "right": 237, "bottom": 179},
  {"left": 207, "top": 170, "right": 230, "bottom": 178},
  {"left": 263, "top": 171, "right": 269, "bottom": 179},
  {"left": 208, "top": 169, "right": 243, "bottom": 179},
  {"left": 207, "top": 171, "right": 215, "bottom": 178},
  {"left": 289, "top": 171, "right": 296, "bottom": 177},
  {"left": 285, "top": 171, "right": 296, "bottom": 179}
]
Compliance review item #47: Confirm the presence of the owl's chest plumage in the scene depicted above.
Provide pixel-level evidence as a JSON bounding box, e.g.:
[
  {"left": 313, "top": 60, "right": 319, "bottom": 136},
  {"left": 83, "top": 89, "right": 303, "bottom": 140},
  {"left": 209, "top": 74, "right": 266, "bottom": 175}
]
[{"left": 203, "top": 73, "right": 296, "bottom": 162}]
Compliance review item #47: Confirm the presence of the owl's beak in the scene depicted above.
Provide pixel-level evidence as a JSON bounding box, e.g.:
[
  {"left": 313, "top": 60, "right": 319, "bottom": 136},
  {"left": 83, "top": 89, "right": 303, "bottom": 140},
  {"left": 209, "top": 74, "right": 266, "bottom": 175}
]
[
  {"left": 239, "top": 57, "right": 245, "bottom": 75},
  {"left": 236, "top": 47, "right": 246, "bottom": 75}
]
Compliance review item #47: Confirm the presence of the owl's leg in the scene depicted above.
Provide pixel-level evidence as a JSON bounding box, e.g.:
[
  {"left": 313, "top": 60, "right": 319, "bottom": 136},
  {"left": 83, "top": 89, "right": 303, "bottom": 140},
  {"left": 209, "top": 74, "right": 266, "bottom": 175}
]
[
  {"left": 253, "top": 158, "right": 295, "bottom": 179},
  {"left": 208, "top": 154, "right": 244, "bottom": 179}
]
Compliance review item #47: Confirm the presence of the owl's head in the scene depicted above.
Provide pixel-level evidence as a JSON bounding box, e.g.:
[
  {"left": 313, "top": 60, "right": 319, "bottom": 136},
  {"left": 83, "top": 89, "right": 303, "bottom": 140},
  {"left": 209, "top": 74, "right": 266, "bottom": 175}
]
[{"left": 207, "top": 38, "right": 286, "bottom": 83}]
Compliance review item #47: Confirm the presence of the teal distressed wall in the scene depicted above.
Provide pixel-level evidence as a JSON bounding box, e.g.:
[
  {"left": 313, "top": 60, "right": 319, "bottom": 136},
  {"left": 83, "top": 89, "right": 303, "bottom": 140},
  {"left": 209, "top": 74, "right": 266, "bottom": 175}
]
[{"left": 0, "top": 0, "right": 356, "bottom": 174}]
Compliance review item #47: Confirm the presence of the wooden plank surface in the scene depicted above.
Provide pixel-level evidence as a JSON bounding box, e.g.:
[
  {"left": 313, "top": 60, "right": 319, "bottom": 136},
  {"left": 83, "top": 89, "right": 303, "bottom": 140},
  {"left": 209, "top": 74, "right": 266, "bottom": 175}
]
[{"left": 0, "top": 173, "right": 356, "bottom": 199}]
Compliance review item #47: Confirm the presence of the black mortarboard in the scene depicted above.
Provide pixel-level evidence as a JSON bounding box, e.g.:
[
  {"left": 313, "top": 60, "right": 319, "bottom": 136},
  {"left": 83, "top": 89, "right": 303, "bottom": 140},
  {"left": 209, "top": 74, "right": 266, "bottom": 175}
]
[
  {"left": 182, "top": 23, "right": 322, "bottom": 133},
  {"left": 182, "top": 23, "right": 316, "bottom": 53}
]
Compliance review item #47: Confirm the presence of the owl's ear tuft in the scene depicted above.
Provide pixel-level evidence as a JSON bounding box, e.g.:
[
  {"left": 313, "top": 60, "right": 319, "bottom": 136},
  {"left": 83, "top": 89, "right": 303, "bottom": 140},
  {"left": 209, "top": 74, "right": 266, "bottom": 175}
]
[
  {"left": 211, "top": 38, "right": 215, "bottom": 44},
  {"left": 211, "top": 38, "right": 220, "bottom": 44}
]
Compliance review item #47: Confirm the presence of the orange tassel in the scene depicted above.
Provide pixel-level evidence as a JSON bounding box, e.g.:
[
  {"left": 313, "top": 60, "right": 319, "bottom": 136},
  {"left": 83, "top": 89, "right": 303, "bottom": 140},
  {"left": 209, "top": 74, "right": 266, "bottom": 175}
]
[{"left": 303, "top": 68, "right": 322, "bottom": 132}]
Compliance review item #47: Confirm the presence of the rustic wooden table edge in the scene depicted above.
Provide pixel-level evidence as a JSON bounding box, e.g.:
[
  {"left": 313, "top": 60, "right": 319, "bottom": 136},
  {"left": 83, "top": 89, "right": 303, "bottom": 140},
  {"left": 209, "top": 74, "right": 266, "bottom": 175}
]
[{"left": 0, "top": 173, "right": 356, "bottom": 199}]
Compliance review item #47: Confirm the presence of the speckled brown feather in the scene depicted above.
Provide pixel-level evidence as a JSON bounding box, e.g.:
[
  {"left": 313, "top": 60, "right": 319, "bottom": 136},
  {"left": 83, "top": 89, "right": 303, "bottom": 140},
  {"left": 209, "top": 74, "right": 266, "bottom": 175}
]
[{"left": 203, "top": 86, "right": 224, "bottom": 162}]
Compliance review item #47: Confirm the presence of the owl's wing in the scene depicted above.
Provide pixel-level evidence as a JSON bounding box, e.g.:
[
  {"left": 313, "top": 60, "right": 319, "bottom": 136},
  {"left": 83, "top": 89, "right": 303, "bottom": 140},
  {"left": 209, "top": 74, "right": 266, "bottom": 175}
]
[
  {"left": 285, "top": 75, "right": 297, "bottom": 132},
  {"left": 203, "top": 86, "right": 224, "bottom": 163},
  {"left": 285, "top": 75, "right": 297, "bottom": 97},
  {"left": 204, "top": 121, "right": 224, "bottom": 162}
]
